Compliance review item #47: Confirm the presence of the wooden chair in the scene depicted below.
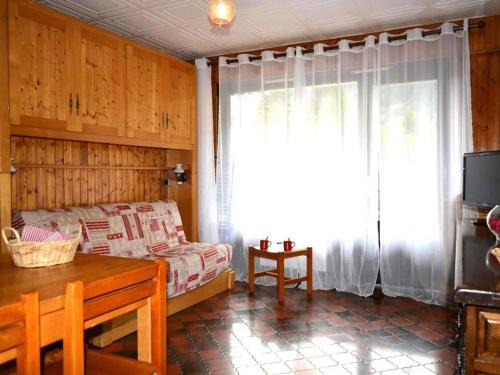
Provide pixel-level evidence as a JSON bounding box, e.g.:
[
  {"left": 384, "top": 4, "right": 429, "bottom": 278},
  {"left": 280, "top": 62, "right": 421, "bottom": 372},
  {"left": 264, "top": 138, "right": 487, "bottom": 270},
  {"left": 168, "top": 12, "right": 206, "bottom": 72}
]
[
  {"left": 0, "top": 291, "right": 40, "bottom": 375},
  {"left": 62, "top": 259, "right": 167, "bottom": 375}
]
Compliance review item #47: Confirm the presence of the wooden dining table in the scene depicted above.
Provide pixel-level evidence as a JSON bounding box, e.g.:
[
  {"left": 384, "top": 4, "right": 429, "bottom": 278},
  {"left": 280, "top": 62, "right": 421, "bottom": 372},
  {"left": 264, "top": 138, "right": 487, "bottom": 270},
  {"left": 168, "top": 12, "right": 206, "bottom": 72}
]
[{"left": 0, "top": 251, "right": 166, "bottom": 371}]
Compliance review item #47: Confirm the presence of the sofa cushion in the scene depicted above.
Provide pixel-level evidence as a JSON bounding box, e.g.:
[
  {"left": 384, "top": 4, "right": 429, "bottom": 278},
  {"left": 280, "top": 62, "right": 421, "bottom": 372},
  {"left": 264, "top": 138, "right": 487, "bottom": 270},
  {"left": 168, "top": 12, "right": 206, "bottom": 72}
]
[
  {"left": 12, "top": 206, "right": 104, "bottom": 234},
  {"left": 136, "top": 201, "right": 188, "bottom": 252},
  {"left": 80, "top": 215, "right": 147, "bottom": 257},
  {"left": 12, "top": 200, "right": 187, "bottom": 258},
  {"left": 145, "top": 243, "right": 233, "bottom": 298}
]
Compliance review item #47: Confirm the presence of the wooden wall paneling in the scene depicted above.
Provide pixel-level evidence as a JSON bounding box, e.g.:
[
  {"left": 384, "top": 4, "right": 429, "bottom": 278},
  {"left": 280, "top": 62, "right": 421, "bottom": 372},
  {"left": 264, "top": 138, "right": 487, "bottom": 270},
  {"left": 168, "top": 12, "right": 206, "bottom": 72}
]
[
  {"left": 137, "top": 147, "right": 143, "bottom": 201},
  {"left": 469, "top": 15, "right": 500, "bottom": 151},
  {"left": 191, "top": 146, "right": 198, "bottom": 242},
  {"left": 8, "top": 1, "right": 74, "bottom": 131},
  {"left": 25, "top": 138, "right": 35, "bottom": 209},
  {"left": 191, "top": 84, "right": 198, "bottom": 242},
  {"left": 0, "top": 0, "right": 10, "bottom": 253},
  {"left": 128, "top": 146, "right": 135, "bottom": 201},
  {"left": 46, "top": 139, "right": 56, "bottom": 209},
  {"left": 0, "top": 0, "right": 9, "bottom": 174},
  {"left": 35, "top": 138, "right": 46, "bottom": 209},
  {"left": 120, "top": 146, "right": 127, "bottom": 202},
  {"left": 10, "top": 137, "right": 171, "bottom": 212},
  {"left": 144, "top": 148, "right": 152, "bottom": 201},
  {"left": 55, "top": 139, "right": 64, "bottom": 208},
  {"left": 15, "top": 138, "right": 25, "bottom": 211},
  {"left": 63, "top": 141, "right": 73, "bottom": 207},
  {"left": 79, "top": 142, "right": 88, "bottom": 207},
  {"left": 471, "top": 51, "right": 499, "bottom": 151},
  {"left": 71, "top": 141, "right": 80, "bottom": 207},
  {"left": 102, "top": 145, "right": 108, "bottom": 203},
  {"left": 469, "top": 15, "right": 500, "bottom": 52},
  {"left": 128, "top": 146, "right": 134, "bottom": 201},
  {"left": 118, "top": 146, "right": 126, "bottom": 202},
  {"left": 135, "top": 146, "right": 142, "bottom": 201},
  {"left": 92, "top": 143, "right": 100, "bottom": 205},
  {"left": 109, "top": 145, "right": 116, "bottom": 203},
  {"left": 166, "top": 150, "right": 197, "bottom": 241},
  {"left": 471, "top": 51, "right": 488, "bottom": 150}
]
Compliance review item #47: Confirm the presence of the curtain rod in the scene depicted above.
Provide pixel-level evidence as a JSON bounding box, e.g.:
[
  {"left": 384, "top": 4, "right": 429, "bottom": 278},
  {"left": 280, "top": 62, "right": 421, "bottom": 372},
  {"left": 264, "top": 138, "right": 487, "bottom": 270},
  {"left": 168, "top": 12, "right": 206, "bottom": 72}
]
[{"left": 208, "top": 21, "right": 485, "bottom": 66}]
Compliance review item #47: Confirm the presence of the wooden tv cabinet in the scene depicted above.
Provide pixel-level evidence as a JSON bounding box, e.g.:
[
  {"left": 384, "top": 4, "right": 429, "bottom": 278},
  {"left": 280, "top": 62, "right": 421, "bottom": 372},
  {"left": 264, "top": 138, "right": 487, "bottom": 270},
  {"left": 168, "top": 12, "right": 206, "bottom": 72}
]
[{"left": 455, "top": 220, "right": 500, "bottom": 374}]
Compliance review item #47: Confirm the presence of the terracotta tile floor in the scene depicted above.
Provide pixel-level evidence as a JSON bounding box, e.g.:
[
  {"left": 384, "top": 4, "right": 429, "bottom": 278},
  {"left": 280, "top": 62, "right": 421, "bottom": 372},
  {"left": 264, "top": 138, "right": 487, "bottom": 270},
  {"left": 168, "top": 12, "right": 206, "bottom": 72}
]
[{"left": 102, "top": 282, "right": 459, "bottom": 375}]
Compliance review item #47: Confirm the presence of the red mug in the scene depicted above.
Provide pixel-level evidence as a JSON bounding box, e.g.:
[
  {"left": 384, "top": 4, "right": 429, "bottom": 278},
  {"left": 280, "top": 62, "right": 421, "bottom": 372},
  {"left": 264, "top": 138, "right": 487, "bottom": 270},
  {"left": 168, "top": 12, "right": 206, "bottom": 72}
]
[
  {"left": 283, "top": 240, "right": 295, "bottom": 252},
  {"left": 260, "top": 239, "right": 272, "bottom": 250}
]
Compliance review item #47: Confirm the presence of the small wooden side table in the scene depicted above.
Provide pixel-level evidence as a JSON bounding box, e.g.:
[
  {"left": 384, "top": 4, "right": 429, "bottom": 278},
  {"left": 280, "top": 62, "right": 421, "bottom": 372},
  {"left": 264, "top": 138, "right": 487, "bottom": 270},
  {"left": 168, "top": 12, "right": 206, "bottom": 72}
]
[{"left": 248, "top": 246, "right": 313, "bottom": 303}]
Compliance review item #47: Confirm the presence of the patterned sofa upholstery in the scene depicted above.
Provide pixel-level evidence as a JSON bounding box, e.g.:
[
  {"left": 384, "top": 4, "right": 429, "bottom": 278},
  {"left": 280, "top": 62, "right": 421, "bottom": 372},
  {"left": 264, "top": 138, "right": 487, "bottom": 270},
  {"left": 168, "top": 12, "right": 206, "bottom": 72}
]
[{"left": 12, "top": 200, "right": 232, "bottom": 298}]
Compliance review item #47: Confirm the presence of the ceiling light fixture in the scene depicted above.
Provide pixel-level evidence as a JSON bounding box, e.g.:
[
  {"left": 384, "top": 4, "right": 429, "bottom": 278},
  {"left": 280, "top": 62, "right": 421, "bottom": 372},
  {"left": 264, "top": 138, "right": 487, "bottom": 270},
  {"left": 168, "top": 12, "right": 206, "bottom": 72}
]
[{"left": 208, "top": 0, "right": 236, "bottom": 28}]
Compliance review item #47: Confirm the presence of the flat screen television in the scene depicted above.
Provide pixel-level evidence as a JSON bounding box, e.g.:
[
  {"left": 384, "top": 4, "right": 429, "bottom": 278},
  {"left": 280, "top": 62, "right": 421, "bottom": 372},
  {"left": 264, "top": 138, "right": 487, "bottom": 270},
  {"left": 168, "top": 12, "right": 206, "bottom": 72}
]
[{"left": 463, "top": 150, "right": 500, "bottom": 208}]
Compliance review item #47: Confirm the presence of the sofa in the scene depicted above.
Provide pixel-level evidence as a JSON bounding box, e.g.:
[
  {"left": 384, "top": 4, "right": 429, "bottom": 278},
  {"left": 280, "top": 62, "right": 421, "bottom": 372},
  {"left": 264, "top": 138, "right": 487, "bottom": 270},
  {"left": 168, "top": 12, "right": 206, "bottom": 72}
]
[{"left": 12, "top": 200, "right": 234, "bottom": 345}]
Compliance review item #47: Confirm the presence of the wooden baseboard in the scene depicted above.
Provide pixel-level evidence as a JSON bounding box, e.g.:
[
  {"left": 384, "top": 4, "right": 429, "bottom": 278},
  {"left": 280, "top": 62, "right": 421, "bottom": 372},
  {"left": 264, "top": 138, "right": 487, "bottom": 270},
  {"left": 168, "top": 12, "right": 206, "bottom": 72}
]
[{"left": 90, "top": 269, "right": 235, "bottom": 348}]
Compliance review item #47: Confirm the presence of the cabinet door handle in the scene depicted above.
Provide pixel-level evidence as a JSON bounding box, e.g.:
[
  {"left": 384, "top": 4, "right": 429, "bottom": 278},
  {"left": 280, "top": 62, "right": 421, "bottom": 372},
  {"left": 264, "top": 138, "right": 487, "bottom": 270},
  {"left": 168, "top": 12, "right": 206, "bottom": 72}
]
[
  {"left": 165, "top": 112, "right": 169, "bottom": 129},
  {"left": 76, "top": 94, "right": 80, "bottom": 115},
  {"left": 162, "top": 112, "right": 165, "bottom": 127},
  {"left": 69, "top": 93, "right": 73, "bottom": 114}
]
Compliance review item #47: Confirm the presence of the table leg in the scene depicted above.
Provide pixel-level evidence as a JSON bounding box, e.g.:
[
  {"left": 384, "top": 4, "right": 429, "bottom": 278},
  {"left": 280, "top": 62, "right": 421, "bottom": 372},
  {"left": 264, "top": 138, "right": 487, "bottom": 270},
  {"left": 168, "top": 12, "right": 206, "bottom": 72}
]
[
  {"left": 249, "top": 249, "right": 255, "bottom": 294},
  {"left": 307, "top": 248, "right": 313, "bottom": 298},
  {"left": 152, "top": 259, "right": 167, "bottom": 375},
  {"left": 137, "top": 300, "right": 152, "bottom": 363},
  {"left": 277, "top": 256, "right": 285, "bottom": 303},
  {"left": 138, "top": 259, "right": 166, "bottom": 375}
]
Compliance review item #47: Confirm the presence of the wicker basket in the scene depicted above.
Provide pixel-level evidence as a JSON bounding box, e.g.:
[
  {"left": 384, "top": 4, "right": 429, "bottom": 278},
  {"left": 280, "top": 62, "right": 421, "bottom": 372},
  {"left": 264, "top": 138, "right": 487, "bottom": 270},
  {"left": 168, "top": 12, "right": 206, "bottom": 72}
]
[{"left": 1, "top": 225, "right": 82, "bottom": 268}]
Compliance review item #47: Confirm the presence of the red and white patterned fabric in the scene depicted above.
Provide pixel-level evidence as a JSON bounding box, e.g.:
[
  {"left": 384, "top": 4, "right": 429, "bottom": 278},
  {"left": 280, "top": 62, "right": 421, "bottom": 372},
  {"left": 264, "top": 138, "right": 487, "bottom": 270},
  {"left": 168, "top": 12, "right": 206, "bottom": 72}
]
[
  {"left": 146, "top": 243, "right": 232, "bottom": 298},
  {"left": 12, "top": 200, "right": 188, "bottom": 258},
  {"left": 13, "top": 200, "right": 232, "bottom": 298},
  {"left": 21, "top": 225, "right": 72, "bottom": 242}
]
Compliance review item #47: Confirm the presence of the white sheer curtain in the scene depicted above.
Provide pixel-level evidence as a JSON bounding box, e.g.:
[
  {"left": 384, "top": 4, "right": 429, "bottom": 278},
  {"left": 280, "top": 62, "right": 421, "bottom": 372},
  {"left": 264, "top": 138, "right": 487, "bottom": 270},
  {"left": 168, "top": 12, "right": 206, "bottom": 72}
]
[
  {"left": 217, "top": 41, "right": 380, "bottom": 296},
  {"left": 378, "top": 22, "right": 473, "bottom": 305},
  {"left": 215, "top": 22, "right": 471, "bottom": 304},
  {"left": 195, "top": 58, "right": 218, "bottom": 243}
]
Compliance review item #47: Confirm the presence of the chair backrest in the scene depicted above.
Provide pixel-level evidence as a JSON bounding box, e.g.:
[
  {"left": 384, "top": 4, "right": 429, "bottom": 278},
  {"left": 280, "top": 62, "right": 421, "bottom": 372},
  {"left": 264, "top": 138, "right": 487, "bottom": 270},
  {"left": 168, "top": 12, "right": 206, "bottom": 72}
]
[
  {"left": 63, "top": 259, "right": 166, "bottom": 375},
  {"left": 0, "top": 291, "right": 40, "bottom": 375}
]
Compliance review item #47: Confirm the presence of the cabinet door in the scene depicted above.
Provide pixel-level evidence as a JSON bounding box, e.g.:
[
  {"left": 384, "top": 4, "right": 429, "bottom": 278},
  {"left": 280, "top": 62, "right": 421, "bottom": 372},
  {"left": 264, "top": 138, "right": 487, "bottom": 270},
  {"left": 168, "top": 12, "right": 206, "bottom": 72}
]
[
  {"left": 74, "top": 27, "right": 126, "bottom": 137},
  {"left": 126, "top": 45, "right": 165, "bottom": 142},
  {"left": 8, "top": 1, "right": 74, "bottom": 131},
  {"left": 166, "top": 60, "right": 196, "bottom": 145},
  {"left": 466, "top": 306, "right": 500, "bottom": 375}
]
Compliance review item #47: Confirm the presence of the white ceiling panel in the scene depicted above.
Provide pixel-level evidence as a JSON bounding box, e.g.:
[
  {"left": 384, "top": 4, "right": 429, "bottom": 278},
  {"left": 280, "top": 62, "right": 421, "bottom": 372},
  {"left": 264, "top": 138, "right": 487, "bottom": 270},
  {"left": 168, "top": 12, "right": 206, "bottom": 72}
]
[
  {"left": 111, "top": 12, "right": 168, "bottom": 33},
  {"left": 155, "top": 2, "right": 207, "bottom": 24},
  {"left": 36, "top": 0, "right": 500, "bottom": 60}
]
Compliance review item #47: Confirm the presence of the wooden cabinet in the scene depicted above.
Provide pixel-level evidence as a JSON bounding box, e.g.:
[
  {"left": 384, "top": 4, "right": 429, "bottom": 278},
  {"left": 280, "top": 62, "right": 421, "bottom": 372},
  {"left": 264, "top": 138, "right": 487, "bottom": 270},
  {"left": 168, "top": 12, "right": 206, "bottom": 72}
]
[
  {"left": 166, "top": 59, "right": 196, "bottom": 145},
  {"left": 74, "top": 26, "right": 126, "bottom": 137},
  {"left": 465, "top": 306, "right": 500, "bottom": 374},
  {"left": 126, "top": 45, "right": 166, "bottom": 142},
  {"left": 8, "top": 1, "right": 195, "bottom": 149},
  {"left": 8, "top": 1, "right": 74, "bottom": 131}
]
